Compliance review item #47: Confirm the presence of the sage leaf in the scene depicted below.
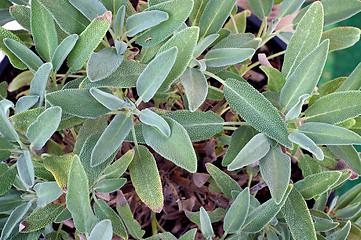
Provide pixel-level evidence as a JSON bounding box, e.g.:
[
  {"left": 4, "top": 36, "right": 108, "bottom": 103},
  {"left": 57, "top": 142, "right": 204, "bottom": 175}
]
[
  {"left": 66, "top": 155, "right": 97, "bottom": 233},
  {"left": 80, "top": 61, "right": 146, "bottom": 89},
  {"left": 180, "top": 68, "right": 208, "bottom": 112},
  {"left": 87, "top": 47, "right": 124, "bottom": 82},
  {"left": 0, "top": 27, "right": 27, "bottom": 70},
  {"left": 9, "top": 5, "right": 31, "bottom": 31},
  {"left": 281, "top": 187, "right": 317, "bottom": 240},
  {"left": 242, "top": 184, "right": 292, "bottom": 233},
  {"left": 224, "top": 79, "right": 291, "bottom": 148},
  {"left": 321, "top": 27, "right": 361, "bottom": 52},
  {"left": 260, "top": 66, "right": 286, "bottom": 94},
  {"left": 279, "top": 0, "right": 307, "bottom": 18},
  {"left": 328, "top": 145, "right": 361, "bottom": 175},
  {"left": 28, "top": 62, "right": 52, "bottom": 107},
  {"left": 137, "top": 47, "right": 178, "bottom": 102},
  {"left": 0, "top": 137, "right": 11, "bottom": 162},
  {"left": 94, "top": 199, "right": 127, "bottom": 239},
  {"left": 179, "top": 229, "right": 197, "bottom": 240},
  {"left": 202, "top": 48, "right": 255, "bottom": 67},
  {"left": 165, "top": 110, "right": 224, "bottom": 142},
  {"left": 222, "top": 126, "right": 254, "bottom": 166},
  {"left": 26, "top": 106, "right": 62, "bottom": 150},
  {"left": 114, "top": 6, "right": 125, "bottom": 37},
  {"left": 224, "top": 10, "right": 251, "bottom": 34},
  {"left": 336, "top": 62, "right": 361, "bottom": 92},
  {"left": 101, "top": 0, "right": 127, "bottom": 15},
  {"left": 143, "top": 117, "right": 197, "bottom": 172},
  {"left": 288, "top": 132, "right": 324, "bottom": 160},
  {"left": 46, "top": 89, "right": 110, "bottom": 118},
  {"left": 0, "top": 164, "right": 16, "bottom": 195},
  {"left": 227, "top": 133, "right": 271, "bottom": 171},
  {"left": 103, "top": 150, "right": 134, "bottom": 179},
  {"left": 247, "top": 0, "right": 273, "bottom": 19},
  {"left": 43, "top": 154, "right": 73, "bottom": 188},
  {"left": 17, "top": 151, "right": 34, "bottom": 188},
  {"left": 125, "top": 10, "right": 169, "bottom": 37},
  {"left": 88, "top": 219, "right": 112, "bottom": 240},
  {"left": 282, "top": 2, "right": 323, "bottom": 78},
  {"left": 157, "top": 27, "right": 199, "bottom": 92},
  {"left": 326, "top": 221, "right": 351, "bottom": 240},
  {"left": 30, "top": 0, "right": 58, "bottom": 62},
  {"left": 52, "top": 34, "right": 79, "bottom": 72},
  {"left": 135, "top": 0, "right": 193, "bottom": 47},
  {"left": 67, "top": 13, "right": 111, "bottom": 73},
  {"left": 8, "top": 70, "right": 33, "bottom": 94},
  {"left": 4, "top": 38, "right": 43, "bottom": 72},
  {"left": 139, "top": 109, "right": 170, "bottom": 137},
  {"left": 198, "top": 0, "right": 237, "bottom": 40},
  {"left": 89, "top": 88, "right": 126, "bottom": 111},
  {"left": 206, "top": 163, "right": 242, "bottom": 199},
  {"left": 15, "top": 96, "right": 39, "bottom": 114},
  {"left": 189, "top": 0, "right": 210, "bottom": 26},
  {"left": 94, "top": 178, "right": 127, "bottom": 193},
  {"left": 223, "top": 188, "right": 250, "bottom": 233},
  {"left": 285, "top": 94, "right": 309, "bottom": 121},
  {"left": 38, "top": 0, "right": 90, "bottom": 34},
  {"left": 21, "top": 204, "right": 64, "bottom": 233},
  {"left": 129, "top": 145, "right": 163, "bottom": 212},
  {"left": 259, "top": 145, "right": 291, "bottom": 204},
  {"left": 68, "top": 0, "right": 107, "bottom": 21},
  {"left": 200, "top": 207, "right": 214, "bottom": 239},
  {"left": 280, "top": 39, "right": 329, "bottom": 111},
  {"left": 34, "top": 182, "right": 63, "bottom": 208},
  {"left": 295, "top": 171, "right": 342, "bottom": 200},
  {"left": 193, "top": 33, "right": 219, "bottom": 58},
  {"left": 91, "top": 113, "right": 132, "bottom": 167},
  {"left": 298, "top": 123, "right": 361, "bottom": 145},
  {"left": 0, "top": 100, "right": 20, "bottom": 142},
  {"left": 0, "top": 202, "right": 32, "bottom": 240}
]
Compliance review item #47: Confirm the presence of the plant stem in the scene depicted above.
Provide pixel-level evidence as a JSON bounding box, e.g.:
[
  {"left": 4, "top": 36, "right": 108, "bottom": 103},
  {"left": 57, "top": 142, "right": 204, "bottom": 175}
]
[
  {"left": 242, "top": 50, "right": 286, "bottom": 74},
  {"left": 151, "top": 212, "right": 158, "bottom": 235},
  {"left": 220, "top": 231, "right": 228, "bottom": 240},
  {"left": 257, "top": 18, "right": 267, "bottom": 38},
  {"left": 203, "top": 71, "right": 226, "bottom": 86},
  {"left": 223, "top": 126, "right": 238, "bottom": 131},
  {"left": 230, "top": 14, "right": 238, "bottom": 34},
  {"left": 55, "top": 222, "right": 64, "bottom": 240},
  {"left": 247, "top": 174, "right": 253, "bottom": 189},
  {"left": 131, "top": 124, "right": 138, "bottom": 147},
  {"left": 61, "top": 69, "right": 71, "bottom": 86}
]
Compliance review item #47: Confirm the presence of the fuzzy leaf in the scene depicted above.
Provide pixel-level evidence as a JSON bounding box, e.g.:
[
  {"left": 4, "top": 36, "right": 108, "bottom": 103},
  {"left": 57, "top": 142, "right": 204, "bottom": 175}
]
[
  {"left": 89, "top": 88, "right": 126, "bottom": 111},
  {"left": 288, "top": 132, "right": 324, "bottom": 160},
  {"left": 326, "top": 221, "right": 351, "bottom": 240},
  {"left": 88, "top": 219, "right": 112, "bottom": 240},
  {"left": 22, "top": 204, "right": 64, "bottom": 233},
  {"left": 94, "top": 199, "right": 127, "bottom": 239},
  {"left": 281, "top": 187, "right": 317, "bottom": 240},
  {"left": 9, "top": 5, "right": 31, "bottom": 31},
  {"left": 328, "top": 145, "right": 361, "bottom": 175},
  {"left": 193, "top": 33, "right": 219, "bottom": 58},
  {"left": 321, "top": 27, "right": 361, "bottom": 52},
  {"left": 43, "top": 154, "right": 73, "bottom": 188},
  {"left": 139, "top": 109, "right": 170, "bottom": 137},
  {"left": 114, "top": 6, "right": 125, "bottom": 37},
  {"left": 91, "top": 113, "right": 132, "bottom": 167},
  {"left": 298, "top": 122, "right": 361, "bottom": 145},
  {"left": 285, "top": 94, "right": 309, "bottom": 121},
  {"left": 295, "top": 171, "right": 342, "bottom": 200},
  {"left": 129, "top": 145, "right": 163, "bottom": 212},
  {"left": 200, "top": 207, "right": 214, "bottom": 239},
  {"left": 38, "top": 0, "right": 90, "bottom": 34},
  {"left": 103, "top": 150, "right": 134, "bottom": 179},
  {"left": 259, "top": 145, "right": 291, "bottom": 204},
  {"left": 29, "top": 63, "right": 52, "bottom": 107},
  {"left": 0, "top": 100, "right": 19, "bottom": 142},
  {"left": 189, "top": 0, "right": 210, "bottom": 26},
  {"left": 34, "top": 182, "right": 63, "bottom": 208},
  {"left": 224, "top": 79, "right": 291, "bottom": 148},
  {"left": 52, "top": 34, "right": 79, "bottom": 72},
  {"left": 157, "top": 26, "right": 199, "bottom": 92},
  {"left": 180, "top": 68, "right": 208, "bottom": 112},
  {"left": 279, "top": 0, "right": 307, "bottom": 18},
  {"left": 242, "top": 184, "right": 292, "bottom": 233},
  {"left": 68, "top": 0, "right": 107, "bottom": 21},
  {"left": 280, "top": 39, "right": 329, "bottom": 111},
  {"left": 282, "top": 2, "right": 323, "bottom": 78},
  {"left": 206, "top": 163, "right": 242, "bottom": 199},
  {"left": 0, "top": 163, "right": 16, "bottom": 195},
  {"left": 198, "top": 0, "right": 236, "bottom": 40},
  {"left": 94, "top": 178, "right": 127, "bottom": 193},
  {"left": 336, "top": 62, "right": 361, "bottom": 92},
  {"left": 4, "top": 38, "right": 43, "bottom": 72},
  {"left": 67, "top": 13, "right": 111, "bottom": 72},
  {"left": 125, "top": 10, "right": 169, "bottom": 37},
  {"left": 224, "top": 10, "right": 250, "bottom": 34},
  {"left": 135, "top": 0, "right": 193, "bottom": 47},
  {"left": 66, "top": 155, "right": 97, "bottom": 233},
  {"left": 260, "top": 66, "right": 286, "bottom": 94},
  {"left": 0, "top": 27, "right": 27, "bottom": 69},
  {"left": 0, "top": 137, "right": 11, "bottom": 162},
  {"left": 137, "top": 47, "right": 178, "bottom": 102},
  {"left": 26, "top": 106, "right": 62, "bottom": 150},
  {"left": 223, "top": 188, "right": 250, "bottom": 233},
  {"left": 247, "top": 0, "right": 273, "bottom": 19},
  {"left": 202, "top": 48, "right": 255, "bottom": 67},
  {"left": 227, "top": 133, "right": 271, "bottom": 171},
  {"left": 143, "top": 117, "right": 197, "bottom": 172},
  {"left": 46, "top": 89, "right": 110, "bottom": 118},
  {"left": 87, "top": 47, "right": 124, "bottom": 82},
  {"left": 165, "top": 110, "right": 224, "bottom": 142},
  {"left": 17, "top": 151, "right": 34, "bottom": 188}
]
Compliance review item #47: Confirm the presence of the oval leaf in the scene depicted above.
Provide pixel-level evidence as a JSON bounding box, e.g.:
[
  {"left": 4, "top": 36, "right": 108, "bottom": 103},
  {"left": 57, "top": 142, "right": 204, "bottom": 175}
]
[
  {"left": 17, "top": 151, "right": 34, "bottom": 188},
  {"left": 88, "top": 219, "right": 113, "bottom": 240},
  {"left": 321, "top": 27, "right": 361, "bottom": 52},
  {"left": 89, "top": 88, "right": 126, "bottom": 111},
  {"left": 200, "top": 207, "right": 214, "bottom": 239},
  {"left": 328, "top": 145, "right": 361, "bottom": 175},
  {"left": 68, "top": 0, "right": 107, "bottom": 21},
  {"left": 34, "top": 182, "right": 63, "bottom": 208},
  {"left": 288, "top": 132, "right": 324, "bottom": 160},
  {"left": 125, "top": 10, "right": 169, "bottom": 37},
  {"left": 94, "top": 178, "right": 127, "bottom": 193},
  {"left": 202, "top": 48, "right": 255, "bottom": 67},
  {"left": 139, "top": 109, "right": 170, "bottom": 137},
  {"left": 247, "top": 0, "right": 273, "bottom": 19},
  {"left": 52, "top": 34, "right": 79, "bottom": 72}
]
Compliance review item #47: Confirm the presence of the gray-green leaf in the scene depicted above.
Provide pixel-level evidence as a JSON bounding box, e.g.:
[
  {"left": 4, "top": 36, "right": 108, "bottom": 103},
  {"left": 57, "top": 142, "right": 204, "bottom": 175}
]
[
  {"left": 125, "top": 10, "right": 169, "bottom": 37},
  {"left": 29, "top": 62, "right": 52, "bottom": 107},
  {"left": 89, "top": 88, "right": 126, "bottom": 111},
  {"left": 336, "top": 62, "right": 361, "bottom": 92},
  {"left": 114, "top": 6, "right": 125, "bottom": 37},
  {"left": 279, "top": 0, "right": 307, "bottom": 18},
  {"left": 326, "top": 221, "right": 351, "bottom": 240},
  {"left": 321, "top": 27, "right": 361, "bottom": 52},
  {"left": 94, "top": 178, "right": 127, "bottom": 193},
  {"left": 68, "top": 0, "right": 107, "bottom": 21},
  {"left": 200, "top": 207, "right": 214, "bottom": 239},
  {"left": 17, "top": 151, "right": 34, "bottom": 188},
  {"left": 327, "top": 145, "right": 361, "bottom": 175},
  {"left": 285, "top": 94, "right": 309, "bottom": 121},
  {"left": 288, "top": 132, "right": 324, "bottom": 160},
  {"left": 34, "top": 182, "right": 63, "bottom": 208},
  {"left": 139, "top": 109, "right": 170, "bottom": 137},
  {"left": 247, "top": 0, "right": 273, "bottom": 19},
  {"left": 202, "top": 48, "right": 255, "bottom": 67},
  {"left": 52, "top": 34, "right": 79, "bottom": 72},
  {"left": 88, "top": 219, "right": 112, "bottom": 240}
]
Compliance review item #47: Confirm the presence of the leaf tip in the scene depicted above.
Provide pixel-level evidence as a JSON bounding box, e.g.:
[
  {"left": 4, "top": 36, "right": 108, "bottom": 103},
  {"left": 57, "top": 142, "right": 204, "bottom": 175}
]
[{"left": 97, "top": 11, "right": 112, "bottom": 24}]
